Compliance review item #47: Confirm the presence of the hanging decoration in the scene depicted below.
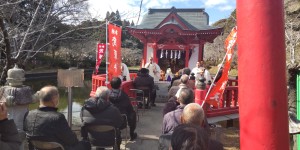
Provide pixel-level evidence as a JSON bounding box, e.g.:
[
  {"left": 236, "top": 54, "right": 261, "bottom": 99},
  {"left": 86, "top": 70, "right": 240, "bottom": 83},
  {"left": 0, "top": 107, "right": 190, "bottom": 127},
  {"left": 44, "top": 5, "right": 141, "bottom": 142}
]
[
  {"left": 165, "top": 50, "right": 168, "bottom": 58},
  {"left": 160, "top": 49, "right": 164, "bottom": 58},
  {"left": 170, "top": 50, "right": 173, "bottom": 59},
  {"left": 174, "top": 50, "right": 177, "bottom": 59},
  {"left": 178, "top": 50, "right": 181, "bottom": 59}
]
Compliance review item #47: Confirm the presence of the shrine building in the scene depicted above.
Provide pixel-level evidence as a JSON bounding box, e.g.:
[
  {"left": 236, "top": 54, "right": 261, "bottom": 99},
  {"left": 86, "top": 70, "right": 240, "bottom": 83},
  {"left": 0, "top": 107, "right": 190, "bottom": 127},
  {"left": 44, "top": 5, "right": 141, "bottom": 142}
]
[{"left": 127, "top": 7, "right": 223, "bottom": 73}]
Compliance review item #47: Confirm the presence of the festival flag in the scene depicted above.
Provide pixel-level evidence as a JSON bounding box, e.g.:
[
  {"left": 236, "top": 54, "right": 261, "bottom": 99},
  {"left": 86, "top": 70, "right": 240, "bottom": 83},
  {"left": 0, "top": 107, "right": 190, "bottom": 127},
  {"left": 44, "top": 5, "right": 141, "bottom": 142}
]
[
  {"left": 108, "top": 23, "right": 122, "bottom": 81},
  {"left": 205, "top": 27, "right": 237, "bottom": 107},
  {"left": 95, "top": 43, "right": 106, "bottom": 74}
]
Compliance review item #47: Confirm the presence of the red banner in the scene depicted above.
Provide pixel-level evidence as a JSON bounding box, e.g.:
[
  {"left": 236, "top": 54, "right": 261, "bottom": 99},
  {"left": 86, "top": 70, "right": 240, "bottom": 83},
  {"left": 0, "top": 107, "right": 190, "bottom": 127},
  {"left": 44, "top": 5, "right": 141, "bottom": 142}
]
[
  {"left": 205, "top": 27, "right": 237, "bottom": 107},
  {"left": 108, "top": 23, "right": 122, "bottom": 81},
  {"left": 95, "top": 43, "right": 106, "bottom": 74}
]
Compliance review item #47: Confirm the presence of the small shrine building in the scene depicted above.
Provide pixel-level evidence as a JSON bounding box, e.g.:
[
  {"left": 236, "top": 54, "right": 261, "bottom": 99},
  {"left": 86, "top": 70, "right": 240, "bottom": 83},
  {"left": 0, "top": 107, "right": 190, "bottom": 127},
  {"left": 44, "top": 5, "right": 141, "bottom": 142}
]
[{"left": 127, "top": 7, "right": 223, "bottom": 73}]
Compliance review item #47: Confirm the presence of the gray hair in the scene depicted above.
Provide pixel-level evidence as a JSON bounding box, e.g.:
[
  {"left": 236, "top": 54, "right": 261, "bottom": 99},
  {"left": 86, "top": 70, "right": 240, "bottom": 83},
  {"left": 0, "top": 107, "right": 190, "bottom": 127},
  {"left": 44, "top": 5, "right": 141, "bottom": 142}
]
[
  {"left": 177, "top": 88, "right": 194, "bottom": 104},
  {"left": 95, "top": 86, "right": 110, "bottom": 100},
  {"left": 180, "top": 74, "right": 189, "bottom": 84},
  {"left": 182, "top": 103, "right": 205, "bottom": 125}
]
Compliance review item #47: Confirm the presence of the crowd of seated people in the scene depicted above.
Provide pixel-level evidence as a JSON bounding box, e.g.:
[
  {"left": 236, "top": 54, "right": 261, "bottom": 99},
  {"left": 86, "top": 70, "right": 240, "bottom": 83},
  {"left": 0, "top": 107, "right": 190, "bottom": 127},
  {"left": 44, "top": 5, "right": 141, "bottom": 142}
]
[{"left": 0, "top": 64, "right": 224, "bottom": 150}]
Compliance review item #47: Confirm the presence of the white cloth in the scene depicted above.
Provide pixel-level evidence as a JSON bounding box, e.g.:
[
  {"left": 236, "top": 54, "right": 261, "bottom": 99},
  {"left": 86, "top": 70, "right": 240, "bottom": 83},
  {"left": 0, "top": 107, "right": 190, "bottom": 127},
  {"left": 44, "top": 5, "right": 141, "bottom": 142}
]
[
  {"left": 191, "top": 67, "right": 211, "bottom": 84},
  {"left": 145, "top": 62, "right": 161, "bottom": 81},
  {"left": 165, "top": 68, "right": 174, "bottom": 80},
  {"left": 121, "top": 63, "right": 130, "bottom": 81}
]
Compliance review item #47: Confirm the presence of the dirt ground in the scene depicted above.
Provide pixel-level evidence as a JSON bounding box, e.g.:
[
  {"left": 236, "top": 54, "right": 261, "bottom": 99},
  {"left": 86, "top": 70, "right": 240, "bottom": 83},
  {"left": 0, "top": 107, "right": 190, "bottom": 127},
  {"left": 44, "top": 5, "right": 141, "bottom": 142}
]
[{"left": 210, "top": 119, "right": 240, "bottom": 150}]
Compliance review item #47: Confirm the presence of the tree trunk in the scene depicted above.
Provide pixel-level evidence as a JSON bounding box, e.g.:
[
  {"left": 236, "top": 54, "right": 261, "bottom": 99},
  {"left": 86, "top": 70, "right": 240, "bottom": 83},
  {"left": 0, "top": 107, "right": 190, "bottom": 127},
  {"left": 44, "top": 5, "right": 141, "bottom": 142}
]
[
  {"left": 288, "top": 66, "right": 300, "bottom": 150},
  {"left": 0, "top": 17, "right": 13, "bottom": 85}
]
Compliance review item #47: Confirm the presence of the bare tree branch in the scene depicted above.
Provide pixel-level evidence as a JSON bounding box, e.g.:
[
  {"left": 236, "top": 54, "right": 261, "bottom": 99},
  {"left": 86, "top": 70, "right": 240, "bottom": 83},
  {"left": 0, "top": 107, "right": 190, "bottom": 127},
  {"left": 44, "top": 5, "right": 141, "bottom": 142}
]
[{"left": 15, "top": 0, "right": 43, "bottom": 59}]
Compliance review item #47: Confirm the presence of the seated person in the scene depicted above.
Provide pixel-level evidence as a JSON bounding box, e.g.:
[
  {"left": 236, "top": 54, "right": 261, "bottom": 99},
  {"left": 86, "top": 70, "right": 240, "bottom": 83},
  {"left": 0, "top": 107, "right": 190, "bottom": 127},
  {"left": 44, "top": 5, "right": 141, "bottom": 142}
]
[
  {"left": 81, "top": 86, "right": 122, "bottom": 150},
  {"left": 133, "top": 68, "right": 155, "bottom": 107},
  {"left": 0, "top": 102, "right": 21, "bottom": 150},
  {"left": 24, "top": 86, "right": 90, "bottom": 150},
  {"left": 159, "top": 103, "right": 223, "bottom": 150},
  {"left": 162, "top": 88, "right": 194, "bottom": 134},
  {"left": 169, "top": 69, "right": 182, "bottom": 90},
  {"left": 171, "top": 124, "right": 210, "bottom": 150},
  {"left": 164, "top": 75, "right": 191, "bottom": 116},
  {"left": 172, "top": 68, "right": 191, "bottom": 87},
  {"left": 109, "top": 77, "right": 138, "bottom": 141}
]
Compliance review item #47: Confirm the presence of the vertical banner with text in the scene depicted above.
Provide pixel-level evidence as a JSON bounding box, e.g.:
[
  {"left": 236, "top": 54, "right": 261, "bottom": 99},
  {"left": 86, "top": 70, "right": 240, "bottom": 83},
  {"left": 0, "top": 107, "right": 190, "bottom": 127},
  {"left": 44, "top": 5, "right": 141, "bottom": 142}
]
[
  {"left": 108, "top": 23, "right": 122, "bottom": 81},
  {"left": 205, "top": 27, "right": 237, "bottom": 107},
  {"left": 95, "top": 43, "right": 106, "bottom": 74}
]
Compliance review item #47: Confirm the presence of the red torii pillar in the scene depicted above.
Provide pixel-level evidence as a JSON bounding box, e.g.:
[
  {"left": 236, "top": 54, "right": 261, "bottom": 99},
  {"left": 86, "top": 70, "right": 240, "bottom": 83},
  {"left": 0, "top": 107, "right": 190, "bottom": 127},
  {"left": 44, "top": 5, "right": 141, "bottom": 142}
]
[{"left": 237, "top": 0, "right": 289, "bottom": 149}]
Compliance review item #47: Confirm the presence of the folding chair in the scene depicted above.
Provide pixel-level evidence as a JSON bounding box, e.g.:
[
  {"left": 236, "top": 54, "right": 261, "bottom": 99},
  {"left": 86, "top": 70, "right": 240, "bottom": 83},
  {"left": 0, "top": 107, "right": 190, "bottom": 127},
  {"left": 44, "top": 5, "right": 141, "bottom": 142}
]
[
  {"left": 26, "top": 134, "right": 65, "bottom": 150},
  {"left": 129, "top": 89, "right": 145, "bottom": 120},
  {"left": 87, "top": 125, "right": 119, "bottom": 150},
  {"left": 136, "top": 86, "right": 152, "bottom": 109},
  {"left": 121, "top": 114, "right": 128, "bottom": 145}
]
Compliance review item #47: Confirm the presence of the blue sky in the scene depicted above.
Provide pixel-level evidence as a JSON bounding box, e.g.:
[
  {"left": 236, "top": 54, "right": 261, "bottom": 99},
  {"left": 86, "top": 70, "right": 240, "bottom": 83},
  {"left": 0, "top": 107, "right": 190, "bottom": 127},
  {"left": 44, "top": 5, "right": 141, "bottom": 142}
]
[{"left": 88, "top": 0, "right": 236, "bottom": 25}]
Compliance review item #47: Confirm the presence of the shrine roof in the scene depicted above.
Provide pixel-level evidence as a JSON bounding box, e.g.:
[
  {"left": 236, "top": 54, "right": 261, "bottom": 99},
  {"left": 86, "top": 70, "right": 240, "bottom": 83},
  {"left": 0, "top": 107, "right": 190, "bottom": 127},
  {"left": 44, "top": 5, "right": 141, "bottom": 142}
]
[{"left": 128, "top": 7, "right": 220, "bottom": 31}]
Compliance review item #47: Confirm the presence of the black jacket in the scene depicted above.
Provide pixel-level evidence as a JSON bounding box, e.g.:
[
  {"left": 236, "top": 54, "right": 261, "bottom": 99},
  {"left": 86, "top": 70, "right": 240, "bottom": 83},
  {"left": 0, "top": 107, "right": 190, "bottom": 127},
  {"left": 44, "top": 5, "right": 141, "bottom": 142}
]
[
  {"left": 109, "top": 89, "right": 134, "bottom": 115},
  {"left": 81, "top": 97, "right": 122, "bottom": 146},
  {"left": 0, "top": 119, "right": 21, "bottom": 150},
  {"left": 24, "top": 107, "right": 81, "bottom": 150},
  {"left": 133, "top": 73, "right": 154, "bottom": 91}
]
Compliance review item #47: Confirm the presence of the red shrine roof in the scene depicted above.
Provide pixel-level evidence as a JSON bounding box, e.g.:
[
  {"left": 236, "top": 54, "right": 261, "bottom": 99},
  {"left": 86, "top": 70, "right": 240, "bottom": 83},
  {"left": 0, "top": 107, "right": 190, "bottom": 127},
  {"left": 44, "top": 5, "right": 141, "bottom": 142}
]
[{"left": 129, "top": 7, "right": 221, "bottom": 31}]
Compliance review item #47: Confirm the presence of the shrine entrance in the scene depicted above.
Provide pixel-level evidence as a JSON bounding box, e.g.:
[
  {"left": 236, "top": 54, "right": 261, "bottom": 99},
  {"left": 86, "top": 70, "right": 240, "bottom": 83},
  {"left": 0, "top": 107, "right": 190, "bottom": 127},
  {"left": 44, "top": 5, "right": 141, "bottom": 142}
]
[{"left": 157, "top": 49, "right": 186, "bottom": 73}]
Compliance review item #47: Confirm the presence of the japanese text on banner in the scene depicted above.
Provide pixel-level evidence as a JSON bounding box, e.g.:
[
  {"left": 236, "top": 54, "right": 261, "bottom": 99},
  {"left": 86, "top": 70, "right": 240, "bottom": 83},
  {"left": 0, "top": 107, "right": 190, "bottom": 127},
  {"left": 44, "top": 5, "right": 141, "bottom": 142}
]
[
  {"left": 95, "top": 43, "right": 106, "bottom": 74},
  {"left": 205, "top": 27, "right": 237, "bottom": 107},
  {"left": 108, "top": 23, "right": 121, "bottom": 81}
]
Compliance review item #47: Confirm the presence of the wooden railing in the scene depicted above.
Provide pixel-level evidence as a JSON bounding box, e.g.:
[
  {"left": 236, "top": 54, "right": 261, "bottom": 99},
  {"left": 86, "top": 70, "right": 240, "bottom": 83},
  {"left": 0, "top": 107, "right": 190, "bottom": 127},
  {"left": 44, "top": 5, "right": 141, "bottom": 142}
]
[
  {"left": 90, "top": 74, "right": 239, "bottom": 117},
  {"left": 206, "top": 85, "right": 239, "bottom": 117}
]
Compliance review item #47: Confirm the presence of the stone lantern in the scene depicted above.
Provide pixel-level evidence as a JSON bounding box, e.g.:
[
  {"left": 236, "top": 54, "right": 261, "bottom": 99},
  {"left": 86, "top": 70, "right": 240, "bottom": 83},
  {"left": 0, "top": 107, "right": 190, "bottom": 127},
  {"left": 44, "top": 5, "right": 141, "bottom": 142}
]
[{"left": 0, "top": 64, "right": 37, "bottom": 150}]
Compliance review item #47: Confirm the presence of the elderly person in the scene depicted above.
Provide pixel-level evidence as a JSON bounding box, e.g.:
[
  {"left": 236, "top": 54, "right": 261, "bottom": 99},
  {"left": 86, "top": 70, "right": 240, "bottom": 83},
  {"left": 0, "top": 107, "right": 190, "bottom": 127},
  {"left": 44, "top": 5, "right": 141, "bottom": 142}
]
[
  {"left": 109, "top": 77, "right": 137, "bottom": 141},
  {"left": 24, "top": 86, "right": 90, "bottom": 150},
  {"left": 0, "top": 102, "right": 21, "bottom": 150},
  {"left": 159, "top": 103, "right": 223, "bottom": 150},
  {"left": 81, "top": 86, "right": 122, "bottom": 150},
  {"left": 162, "top": 88, "right": 194, "bottom": 134},
  {"left": 163, "top": 75, "right": 192, "bottom": 116}
]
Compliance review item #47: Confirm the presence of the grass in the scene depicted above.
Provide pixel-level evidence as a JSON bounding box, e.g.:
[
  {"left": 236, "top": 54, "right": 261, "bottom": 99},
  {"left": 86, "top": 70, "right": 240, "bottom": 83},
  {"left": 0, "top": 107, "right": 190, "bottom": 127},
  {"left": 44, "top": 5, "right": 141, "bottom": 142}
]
[{"left": 209, "top": 66, "right": 238, "bottom": 77}]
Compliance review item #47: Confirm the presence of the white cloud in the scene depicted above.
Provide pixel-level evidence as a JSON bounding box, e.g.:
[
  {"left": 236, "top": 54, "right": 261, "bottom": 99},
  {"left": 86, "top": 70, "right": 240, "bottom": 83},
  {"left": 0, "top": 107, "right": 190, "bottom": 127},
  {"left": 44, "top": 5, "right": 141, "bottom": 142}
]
[
  {"left": 218, "top": 5, "right": 234, "bottom": 11},
  {"left": 203, "top": 0, "right": 228, "bottom": 7}
]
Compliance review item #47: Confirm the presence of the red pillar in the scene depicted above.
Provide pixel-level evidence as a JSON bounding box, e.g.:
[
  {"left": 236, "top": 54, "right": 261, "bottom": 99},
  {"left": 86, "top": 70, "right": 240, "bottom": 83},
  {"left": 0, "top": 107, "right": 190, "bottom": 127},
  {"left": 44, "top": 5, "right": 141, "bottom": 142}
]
[
  {"left": 185, "top": 46, "right": 189, "bottom": 67},
  {"left": 142, "top": 43, "right": 147, "bottom": 67},
  {"left": 153, "top": 44, "right": 158, "bottom": 63},
  {"left": 198, "top": 41, "right": 204, "bottom": 62},
  {"left": 237, "top": 0, "right": 289, "bottom": 149}
]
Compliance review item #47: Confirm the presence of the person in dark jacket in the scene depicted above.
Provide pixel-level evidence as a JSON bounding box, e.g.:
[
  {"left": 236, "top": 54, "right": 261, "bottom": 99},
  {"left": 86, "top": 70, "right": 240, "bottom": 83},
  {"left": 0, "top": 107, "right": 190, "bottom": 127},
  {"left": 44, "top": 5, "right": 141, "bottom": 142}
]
[
  {"left": 109, "top": 77, "right": 138, "bottom": 141},
  {"left": 133, "top": 68, "right": 155, "bottom": 108},
  {"left": 162, "top": 88, "right": 194, "bottom": 134},
  {"left": 163, "top": 75, "right": 190, "bottom": 116},
  {"left": 23, "top": 86, "right": 90, "bottom": 150},
  {"left": 0, "top": 102, "right": 21, "bottom": 150},
  {"left": 159, "top": 103, "right": 224, "bottom": 150},
  {"left": 81, "top": 86, "right": 122, "bottom": 150}
]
